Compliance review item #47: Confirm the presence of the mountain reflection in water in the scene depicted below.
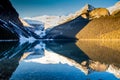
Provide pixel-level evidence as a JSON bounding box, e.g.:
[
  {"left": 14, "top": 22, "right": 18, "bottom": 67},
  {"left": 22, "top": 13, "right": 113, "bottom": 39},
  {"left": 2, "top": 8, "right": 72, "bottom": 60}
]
[{"left": 0, "top": 40, "right": 120, "bottom": 80}]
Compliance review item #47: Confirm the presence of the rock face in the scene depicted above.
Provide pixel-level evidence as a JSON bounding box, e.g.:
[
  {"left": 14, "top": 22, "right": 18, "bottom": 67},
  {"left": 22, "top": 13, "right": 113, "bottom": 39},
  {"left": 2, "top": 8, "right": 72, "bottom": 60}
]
[
  {"left": 74, "top": 4, "right": 110, "bottom": 19},
  {"left": 89, "top": 8, "right": 110, "bottom": 19},
  {"left": 0, "top": 19, "right": 19, "bottom": 40},
  {"left": 0, "top": 0, "right": 41, "bottom": 40},
  {"left": 0, "top": 0, "right": 21, "bottom": 40},
  {"left": 45, "top": 16, "right": 89, "bottom": 39},
  {"left": 0, "top": 0, "right": 22, "bottom": 25}
]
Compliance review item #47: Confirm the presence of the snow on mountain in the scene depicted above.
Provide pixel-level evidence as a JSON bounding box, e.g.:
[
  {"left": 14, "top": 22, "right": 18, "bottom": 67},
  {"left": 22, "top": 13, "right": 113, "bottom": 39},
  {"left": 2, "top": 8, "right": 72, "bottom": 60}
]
[
  {"left": 23, "top": 14, "right": 79, "bottom": 29},
  {"left": 24, "top": 19, "right": 44, "bottom": 25},
  {"left": 23, "top": 4, "right": 95, "bottom": 30},
  {"left": 23, "top": 19, "right": 46, "bottom": 38},
  {"left": 75, "top": 4, "right": 95, "bottom": 15},
  {"left": 107, "top": 1, "right": 120, "bottom": 14},
  {"left": 19, "top": 18, "right": 31, "bottom": 27},
  {"left": 73, "top": 4, "right": 95, "bottom": 19},
  {"left": 24, "top": 15, "right": 67, "bottom": 29},
  {"left": 24, "top": 19, "right": 44, "bottom": 30}
]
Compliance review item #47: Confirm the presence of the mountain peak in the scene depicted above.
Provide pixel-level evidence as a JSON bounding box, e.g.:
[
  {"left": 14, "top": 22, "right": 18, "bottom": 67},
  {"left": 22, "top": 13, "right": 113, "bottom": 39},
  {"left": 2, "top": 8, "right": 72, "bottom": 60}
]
[
  {"left": 74, "top": 4, "right": 95, "bottom": 19},
  {"left": 83, "top": 4, "right": 95, "bottom": 11},
  {"left": 75, "top": 4, "right": 95, "bottom": 15},
  {"left": 78, "top": 4, "right": 95, "bottom": 15}
]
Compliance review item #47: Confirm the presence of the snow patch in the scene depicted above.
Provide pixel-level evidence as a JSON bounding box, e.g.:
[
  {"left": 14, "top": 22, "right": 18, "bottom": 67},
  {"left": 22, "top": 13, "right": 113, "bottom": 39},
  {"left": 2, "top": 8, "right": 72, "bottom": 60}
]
[
  {"left": 20, "top": 35, "right": 35, "bottom": 44},
  {"left": 107, "top": 2, "right": 120, "bottom": 14}
]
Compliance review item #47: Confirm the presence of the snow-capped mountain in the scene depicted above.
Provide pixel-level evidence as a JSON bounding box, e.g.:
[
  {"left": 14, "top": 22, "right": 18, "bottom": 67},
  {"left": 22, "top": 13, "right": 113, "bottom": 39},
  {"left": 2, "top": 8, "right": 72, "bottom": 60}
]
[
  {"left": 24, "top": 15, "right": 67, "bottom": 29},
  {"left": 24, "top": 19, "right": 44, "bottom": 30},
  {"left": 23, "top": 4, "right": 95, "bottom": 29},
  {"left": 22, "top": 4, "right": 95, "bottom": 39},
  {"left": 83, "top": 4, "right": 95, "bottom": 11},
  {"left": 23, "top": 19, "right": 46, "bottom": 38},
  {"left": 107, "top": 1, "right": 120, "bottom": 14},
  {"left": 75, "top": 4, "right": 95, "bottom": 18}
]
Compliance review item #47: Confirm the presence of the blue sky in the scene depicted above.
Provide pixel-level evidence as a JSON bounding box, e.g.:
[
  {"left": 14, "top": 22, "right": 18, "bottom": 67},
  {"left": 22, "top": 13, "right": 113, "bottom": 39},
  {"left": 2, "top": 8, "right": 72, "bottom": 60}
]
[{"left": 10, "top": 0, "right": 119, "bottom": 17}]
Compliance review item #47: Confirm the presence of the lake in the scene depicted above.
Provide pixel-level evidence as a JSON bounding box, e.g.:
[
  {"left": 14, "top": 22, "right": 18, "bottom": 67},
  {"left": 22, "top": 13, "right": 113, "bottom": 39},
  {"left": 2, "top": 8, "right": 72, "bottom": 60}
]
[{"left": 0, "top": 40, "right": 120, "bottom": 80}]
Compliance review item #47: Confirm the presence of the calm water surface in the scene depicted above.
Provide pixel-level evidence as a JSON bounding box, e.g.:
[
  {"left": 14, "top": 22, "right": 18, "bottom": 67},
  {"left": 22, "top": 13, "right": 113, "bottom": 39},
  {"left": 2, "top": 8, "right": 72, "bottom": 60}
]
[{"left": 0, "top": 40, "right": 120, "bottom": 80}]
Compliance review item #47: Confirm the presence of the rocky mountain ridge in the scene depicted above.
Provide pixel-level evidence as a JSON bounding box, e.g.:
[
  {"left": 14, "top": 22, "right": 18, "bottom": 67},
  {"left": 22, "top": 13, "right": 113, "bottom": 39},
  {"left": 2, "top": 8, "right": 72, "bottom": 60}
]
[
  {"left": 0, "top": 0, "right": 22, "bottom": 25},
  {"left": 0, "top": 0, "right": 43, "bottom": 40}
]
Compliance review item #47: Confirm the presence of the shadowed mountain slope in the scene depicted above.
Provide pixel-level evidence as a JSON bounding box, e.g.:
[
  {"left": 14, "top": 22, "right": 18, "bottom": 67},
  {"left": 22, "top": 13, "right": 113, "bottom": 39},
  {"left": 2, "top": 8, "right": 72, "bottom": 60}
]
[
  {"left": 45, "top": 16, "right": 89, "bottom": 39},
  {"left": 0, "top": 0, "right": 22, "bottom": 25},
  {"left": 0, "top": 0, "right": 41, "bottom": 40}
]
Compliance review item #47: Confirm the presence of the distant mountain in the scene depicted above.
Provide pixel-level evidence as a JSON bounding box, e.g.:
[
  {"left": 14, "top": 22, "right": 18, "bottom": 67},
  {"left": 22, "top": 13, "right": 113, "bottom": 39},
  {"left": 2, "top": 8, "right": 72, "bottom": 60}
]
[
  {"left": 23, "top": 4, "right": 95, "bottom": 29},
  {"left": 24, "top": 19, "right": 44, "bottom": 28},
  {"left": 24, "top": 15, "right": 67, "bottom": 29},
  {"left": 24, "top": 19, "right": 46, "bottom": 38}
]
